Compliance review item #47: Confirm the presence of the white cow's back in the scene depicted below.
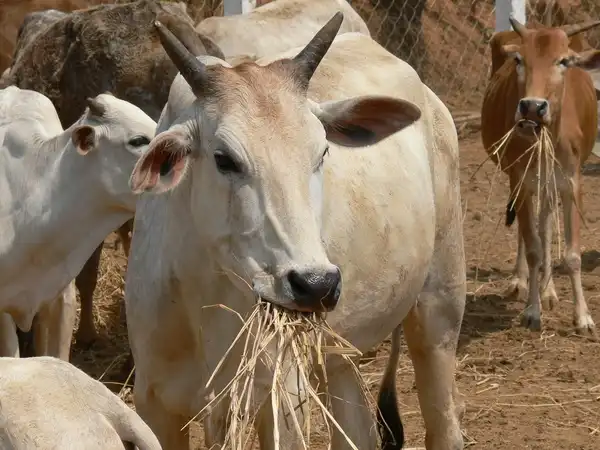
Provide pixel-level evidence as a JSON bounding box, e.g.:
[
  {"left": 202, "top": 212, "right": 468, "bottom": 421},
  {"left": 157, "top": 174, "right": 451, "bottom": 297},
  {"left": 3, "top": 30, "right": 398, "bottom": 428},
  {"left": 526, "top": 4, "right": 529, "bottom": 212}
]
[
  {"left": 196, "top": 0, "right": 370, "bottom": 59},
  {"left": 0, "top": 85, "right": 62, "bottom": 135},
  {"left": 0, "top": 356, "right": 161, "bottom": 450}
]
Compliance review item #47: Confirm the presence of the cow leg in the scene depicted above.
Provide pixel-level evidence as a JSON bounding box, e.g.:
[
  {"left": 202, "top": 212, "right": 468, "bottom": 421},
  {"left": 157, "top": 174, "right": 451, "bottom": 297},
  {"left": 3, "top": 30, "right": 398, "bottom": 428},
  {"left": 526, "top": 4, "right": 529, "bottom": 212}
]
[
  {"left": 42, "top": 282, "right": 77, "bottom": 360},
  {"left": 403, "top": 289, "right": 464, "bottom": 450},
  {"left": 203, "top": 400, "right": 229, "bottom": 449},
  {"left": 517, "top": 191, "right": 544, "bottom": 331},
  {"left": 33, "top": 310, "right": 48, "bottom": 356},
  {"left": 255, "top": 360, "right": 309, "bottom": 450},
  {"left": 117, "top": 220, "right": 133, "bottom": 257},
  {"left": 0, "top": 313, "right": 19, "bottom": 357},
  {"left": 539, "top": 190, "right": 558, "bottom": 311},
  {"left": 327, "top": 357, "right": 377, "bottom": 450},
  {"left": 134, "top": 385, "right": 190, "bottom": 450},
  {"left": 505, "top": 230, "right": 529, "bottom": 301},
  {"left": 561, "top": 174, "right": 596, "bottom": 336},
  {"left": 74, "top": 243, "right": 103, "bottom": 346}
]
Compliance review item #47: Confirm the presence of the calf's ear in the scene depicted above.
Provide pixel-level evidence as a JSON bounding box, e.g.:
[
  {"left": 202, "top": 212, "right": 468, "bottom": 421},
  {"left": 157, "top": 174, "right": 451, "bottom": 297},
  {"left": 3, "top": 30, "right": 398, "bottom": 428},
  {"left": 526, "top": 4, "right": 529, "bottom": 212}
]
[
  {"left": 129, "top": 129, "right": 192, "bottom": 194},
  {"left": 313, "top": 95, "right": 421, "bottom": 148},
  {"left": 72, "top": 125, "right": 97, "bottom": 155}
]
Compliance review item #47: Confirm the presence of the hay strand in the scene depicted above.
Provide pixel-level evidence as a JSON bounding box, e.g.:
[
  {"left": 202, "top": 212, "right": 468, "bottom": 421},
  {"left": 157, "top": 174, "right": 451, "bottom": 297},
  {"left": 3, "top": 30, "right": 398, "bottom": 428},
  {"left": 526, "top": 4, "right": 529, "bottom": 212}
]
[{"left": 185, "top": 300, "right": 370, "bottom": 450}]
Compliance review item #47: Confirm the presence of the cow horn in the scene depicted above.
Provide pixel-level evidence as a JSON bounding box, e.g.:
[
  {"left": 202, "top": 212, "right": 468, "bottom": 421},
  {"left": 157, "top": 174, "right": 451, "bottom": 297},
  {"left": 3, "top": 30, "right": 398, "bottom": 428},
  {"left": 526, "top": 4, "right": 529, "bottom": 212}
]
[
  {"left": 292, "top": 11, "right": 344, "bottom": 90},
  {"left": 86, "top": 97, "right": 106, "bottom": 117},
  {"left": 154, "top": 20, "right": 210, "bottom": 96},
  {"left": 563, "top": 20, "right": 600, "bottom": 37},
  {"left": 508, "top": 15, "right": 528, "bottom": 37}
]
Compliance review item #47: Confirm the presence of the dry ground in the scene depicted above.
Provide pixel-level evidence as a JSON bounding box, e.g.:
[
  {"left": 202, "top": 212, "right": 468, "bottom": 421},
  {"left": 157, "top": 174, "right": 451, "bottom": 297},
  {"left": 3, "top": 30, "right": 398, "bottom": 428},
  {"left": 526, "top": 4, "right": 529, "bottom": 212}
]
[{"left": 69, "top": 134, "right": 600, "bottom": 449}]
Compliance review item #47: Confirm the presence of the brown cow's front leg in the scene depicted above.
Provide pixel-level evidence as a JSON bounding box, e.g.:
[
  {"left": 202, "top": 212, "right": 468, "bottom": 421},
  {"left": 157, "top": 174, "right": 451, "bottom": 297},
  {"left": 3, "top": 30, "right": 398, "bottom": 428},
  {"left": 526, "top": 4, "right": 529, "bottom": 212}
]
[
  {"left": 505, "top": 229, "right": 529, "bottom": 301},
  {"left": 561, "top": 173, "right": 596, "bottom": 336},
  {"left": 516, "top": 191, "right": 544, "bottom": 331}
]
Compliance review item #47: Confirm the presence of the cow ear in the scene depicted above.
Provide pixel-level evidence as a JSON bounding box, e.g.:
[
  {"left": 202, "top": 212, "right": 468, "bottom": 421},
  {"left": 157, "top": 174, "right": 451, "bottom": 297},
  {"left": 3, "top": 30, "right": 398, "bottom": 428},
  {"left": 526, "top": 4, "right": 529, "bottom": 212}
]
[
  {"left": 129, "top": 129, "right": 192, "bottom": 194},
  {"left": 573, "top": 49, "right": 600, "bottom": 71},
  {"left": 313, "top": 96, "right": 421, "bottom": 148},
  {"left": 72, "top": 125, "right": 97, "bottom": 155}
]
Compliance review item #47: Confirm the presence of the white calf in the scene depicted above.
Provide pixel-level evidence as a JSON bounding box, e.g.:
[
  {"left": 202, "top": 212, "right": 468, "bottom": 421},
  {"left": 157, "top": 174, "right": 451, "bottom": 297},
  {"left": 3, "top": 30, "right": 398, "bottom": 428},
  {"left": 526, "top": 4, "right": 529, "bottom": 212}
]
[{"left": 0, "top": 86, "right": 156, "bottom": 360}]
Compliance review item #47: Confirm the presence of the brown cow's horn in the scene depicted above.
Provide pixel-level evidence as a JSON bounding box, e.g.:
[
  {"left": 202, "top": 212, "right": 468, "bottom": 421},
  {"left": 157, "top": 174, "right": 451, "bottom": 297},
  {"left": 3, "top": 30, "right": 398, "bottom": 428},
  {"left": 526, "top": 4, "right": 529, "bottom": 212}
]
[
  {"left": 86, "top": 97, "right": 106, "bottom": 117},
  {"left": 563, "top": 20, "right": 600, "bottom": 37},
  {"left": 508, "top": 15, "right": 528, "bottom": 37},
  {"left": 154, "top": 20, "right": 209, "bottom": 96},
  {"left": 292, "top": 11, "right": 344, "bottom": 90}
]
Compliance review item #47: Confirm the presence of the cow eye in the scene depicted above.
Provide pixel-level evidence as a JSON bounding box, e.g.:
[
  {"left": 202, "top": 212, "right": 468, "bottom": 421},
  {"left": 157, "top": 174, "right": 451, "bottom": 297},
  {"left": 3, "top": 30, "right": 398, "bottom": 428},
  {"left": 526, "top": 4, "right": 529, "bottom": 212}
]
[
  {"left": 214, "top": 150, "right": 241, "bottom": 174},
  {"left": 558, "top": 58, "right": 570, "bottom": 68},
  {"left": 129, "top": 135, "right": 151, "bottom": 147},
  {"left": 514, "top": 55, "right": 522, "bottom": 65}
]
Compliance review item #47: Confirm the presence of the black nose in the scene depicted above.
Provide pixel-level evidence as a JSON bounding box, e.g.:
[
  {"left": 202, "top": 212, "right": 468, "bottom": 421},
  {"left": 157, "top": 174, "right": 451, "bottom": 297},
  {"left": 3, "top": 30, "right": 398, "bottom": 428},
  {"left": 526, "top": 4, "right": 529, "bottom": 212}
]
[
  {"left": 286, "top": 269, "right": 342, "bottom": 311},
  {"left": 518, "top": 98, "right": 549, "bottom": 119}
]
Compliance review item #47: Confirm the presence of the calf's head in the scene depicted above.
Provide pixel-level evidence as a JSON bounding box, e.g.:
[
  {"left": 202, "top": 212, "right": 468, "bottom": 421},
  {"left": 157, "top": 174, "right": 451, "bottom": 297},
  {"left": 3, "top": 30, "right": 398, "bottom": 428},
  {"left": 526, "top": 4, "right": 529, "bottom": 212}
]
[
  {"left": 130, "top": 13, "right": 421, "bottom": 313},
  {"left": 72, "top": 94, "right": 156, "bottom": 211},
  {"left": 501, "top": 16, "right": 600, "bottom": 135}
]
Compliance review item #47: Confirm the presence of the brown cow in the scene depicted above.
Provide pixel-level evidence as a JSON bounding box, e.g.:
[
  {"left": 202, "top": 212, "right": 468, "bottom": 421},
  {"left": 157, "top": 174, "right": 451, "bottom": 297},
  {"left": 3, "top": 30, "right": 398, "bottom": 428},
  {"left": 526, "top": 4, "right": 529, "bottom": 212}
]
[
  {"left": 0, "top": 0, "right": 117, "bottom": 74},
  {"left": 481, "top": 16, "right": 600, "bottom": 335},
  {"left": 2, "top": 0, "right": 224, "bottom": 353}
]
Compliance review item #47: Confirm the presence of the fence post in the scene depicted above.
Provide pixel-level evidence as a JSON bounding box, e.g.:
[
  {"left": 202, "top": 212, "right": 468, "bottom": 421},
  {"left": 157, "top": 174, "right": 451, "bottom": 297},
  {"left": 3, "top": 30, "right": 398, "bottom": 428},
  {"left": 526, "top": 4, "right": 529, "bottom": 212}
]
[
  {"left": 223, "top": 0, "right": 254, "bottom": 16},
  {"left": 495, "top": 0, "right": 526, "bottom": 32}
]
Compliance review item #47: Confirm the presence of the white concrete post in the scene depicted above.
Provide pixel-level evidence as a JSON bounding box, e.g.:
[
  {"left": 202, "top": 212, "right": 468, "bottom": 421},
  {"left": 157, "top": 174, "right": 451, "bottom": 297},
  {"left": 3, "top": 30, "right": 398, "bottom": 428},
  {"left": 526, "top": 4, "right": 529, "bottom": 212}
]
[
  {"left": 223, "top": 0, "right": 254, "bottom": 16},
  {"left": 495, "top": 0, "right": 526, "bottom": 32}
]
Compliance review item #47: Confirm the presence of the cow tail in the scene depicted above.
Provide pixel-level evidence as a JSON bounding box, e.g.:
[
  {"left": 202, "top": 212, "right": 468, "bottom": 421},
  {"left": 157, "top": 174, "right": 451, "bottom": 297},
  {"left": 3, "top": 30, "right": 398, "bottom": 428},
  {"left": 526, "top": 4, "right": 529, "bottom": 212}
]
[
  {"left": 506, "top": 196, "right": 517, "bottom": 227},
  {"left": 377, "top": 326, "right": 404, "bottom": 450}
]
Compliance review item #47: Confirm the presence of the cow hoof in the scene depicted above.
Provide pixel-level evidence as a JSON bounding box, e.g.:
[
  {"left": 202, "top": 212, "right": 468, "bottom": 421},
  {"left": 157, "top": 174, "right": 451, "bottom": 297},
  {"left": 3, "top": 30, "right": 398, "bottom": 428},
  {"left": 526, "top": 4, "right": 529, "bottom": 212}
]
[
  {"left": 504, "top": 277, "right": 527, "bottom": 301},
  {"left": 75, "top": 330, "right": 99, "bottom": 349},
  {"left": 521, "top": 311, "right": 542, "bottom": 331},
  {"left": 574, "top": 314, "right": 597, "bottom": 340},
  {"left": 540, "top": 288, "right": 558, "bottom": 311}
]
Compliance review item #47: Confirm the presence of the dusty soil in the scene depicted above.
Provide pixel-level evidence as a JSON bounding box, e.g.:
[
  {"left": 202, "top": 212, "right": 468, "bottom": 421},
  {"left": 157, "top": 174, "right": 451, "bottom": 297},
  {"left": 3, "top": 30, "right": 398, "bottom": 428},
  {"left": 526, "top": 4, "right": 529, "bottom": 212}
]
[{"left": 68, "top": 134, "right": 600, "bottom": 449}]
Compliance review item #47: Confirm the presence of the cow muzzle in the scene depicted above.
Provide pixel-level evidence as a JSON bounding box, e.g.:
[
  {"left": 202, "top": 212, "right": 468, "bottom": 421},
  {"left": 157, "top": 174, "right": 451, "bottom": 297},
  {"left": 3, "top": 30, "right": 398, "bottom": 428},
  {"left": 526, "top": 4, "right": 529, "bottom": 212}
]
[
  {"left": 515, "top": 97, "right": 550, "bottom": 132},
  {"left": 283, "top": 268, "right": 342, "bottom": 312},
  {"left": 252, "top": 265, "right": 342, "bottom": 313}
]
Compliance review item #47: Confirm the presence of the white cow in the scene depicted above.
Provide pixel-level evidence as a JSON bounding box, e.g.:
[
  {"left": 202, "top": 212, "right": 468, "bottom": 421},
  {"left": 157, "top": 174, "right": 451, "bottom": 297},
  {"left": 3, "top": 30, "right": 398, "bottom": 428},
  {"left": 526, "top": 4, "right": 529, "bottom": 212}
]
[
  {"left": 0, "top": 356, "right": 161, "bottom": 450},
  {"left": 196, "top": 0, "right": 370, "bottom": 60},
  {"left": 0, "top": 86, "right": 156, "bottom": 360},
  {"left": 125, "top": 13, "right": 465, "bottom": 450}
]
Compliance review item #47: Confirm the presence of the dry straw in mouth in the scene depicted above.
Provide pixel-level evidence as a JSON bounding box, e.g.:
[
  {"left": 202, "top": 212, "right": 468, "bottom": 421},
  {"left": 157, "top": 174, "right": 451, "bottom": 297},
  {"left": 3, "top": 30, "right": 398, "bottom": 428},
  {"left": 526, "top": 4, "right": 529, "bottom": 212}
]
[
  {"left": 472, "top": 123, "right": 567, "bottom": 292},
  {"left": 185, "top": 299, "right": 373, "bottom": 450}
]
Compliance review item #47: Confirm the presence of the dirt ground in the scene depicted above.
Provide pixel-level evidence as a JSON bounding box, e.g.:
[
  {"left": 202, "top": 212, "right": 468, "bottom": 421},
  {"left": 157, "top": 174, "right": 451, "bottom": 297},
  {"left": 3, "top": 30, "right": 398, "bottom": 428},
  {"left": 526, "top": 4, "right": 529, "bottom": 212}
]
[{"left": 69, "top": 133, "right": 600, "bottom": 449}]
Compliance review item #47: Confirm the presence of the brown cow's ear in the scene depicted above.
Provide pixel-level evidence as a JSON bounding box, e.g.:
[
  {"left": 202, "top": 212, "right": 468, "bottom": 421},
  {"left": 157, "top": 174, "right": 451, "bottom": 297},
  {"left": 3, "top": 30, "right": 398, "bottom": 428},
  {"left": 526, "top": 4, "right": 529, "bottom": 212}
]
[
  {"left": 573, "top": 50, "right": 600, "bottom": 71},
  {"left": 313, "top": 96, "right": 421, "bottom": 148},
  {"left": 129, "top": 129, "right": 192, "bottom": 194},
  {"left": 501, "top": 44, "right": 520, "bottom": 56},
  {"left": 72, "top": 125, "right": 97, "bottom": 155}
]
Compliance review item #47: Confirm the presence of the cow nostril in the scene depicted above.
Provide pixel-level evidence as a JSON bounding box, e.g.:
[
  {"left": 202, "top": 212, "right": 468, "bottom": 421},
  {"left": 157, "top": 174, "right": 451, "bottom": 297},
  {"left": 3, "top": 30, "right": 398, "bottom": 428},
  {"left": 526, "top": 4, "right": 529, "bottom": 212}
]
[
  {"left": 518, "top": 100, "right": 528, "bottom": 116},
  {"left": 537, "top": 100, "right": 549, "bottom": 118},
  {"left": 288, "top": 270, "right": 311, "bottom": 298}
]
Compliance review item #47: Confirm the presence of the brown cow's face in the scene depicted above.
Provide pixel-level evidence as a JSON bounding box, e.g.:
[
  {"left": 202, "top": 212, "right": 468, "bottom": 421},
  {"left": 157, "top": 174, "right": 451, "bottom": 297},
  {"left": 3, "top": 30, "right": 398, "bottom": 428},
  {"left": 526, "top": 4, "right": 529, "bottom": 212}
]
[{"left": 502, "top": 27, "right": 600, "bottom": 136}]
